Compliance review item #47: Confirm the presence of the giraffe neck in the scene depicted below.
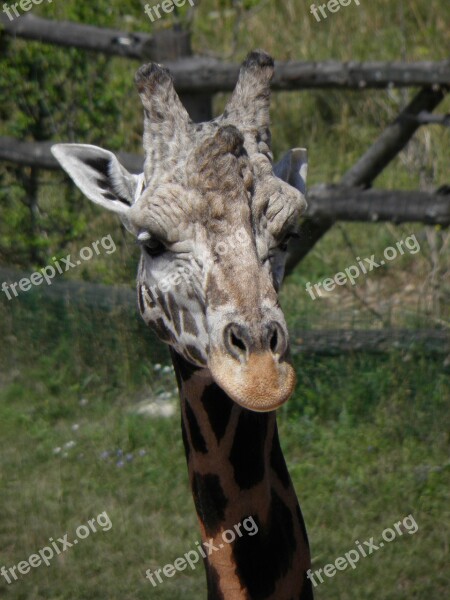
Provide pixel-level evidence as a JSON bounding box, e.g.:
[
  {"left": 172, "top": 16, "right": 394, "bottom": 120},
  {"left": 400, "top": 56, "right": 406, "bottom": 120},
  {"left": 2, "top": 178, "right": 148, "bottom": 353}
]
[{"left": 170, "top": 349, "right": 313, "bottom": 600}]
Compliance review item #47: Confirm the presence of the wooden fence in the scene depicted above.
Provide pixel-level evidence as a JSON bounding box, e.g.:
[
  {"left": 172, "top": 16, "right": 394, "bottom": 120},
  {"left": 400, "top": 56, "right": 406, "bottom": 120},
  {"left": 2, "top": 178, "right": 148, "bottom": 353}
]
[{"left": 1, "top": 14, "right": 449, "bottom": 274}]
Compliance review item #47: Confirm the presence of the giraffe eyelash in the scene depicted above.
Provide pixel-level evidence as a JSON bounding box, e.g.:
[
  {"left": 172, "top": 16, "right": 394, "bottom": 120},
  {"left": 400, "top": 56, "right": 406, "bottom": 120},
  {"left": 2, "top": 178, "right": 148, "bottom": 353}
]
[{"left": 137, "top": 231, "right": 152, "bottom": 243}]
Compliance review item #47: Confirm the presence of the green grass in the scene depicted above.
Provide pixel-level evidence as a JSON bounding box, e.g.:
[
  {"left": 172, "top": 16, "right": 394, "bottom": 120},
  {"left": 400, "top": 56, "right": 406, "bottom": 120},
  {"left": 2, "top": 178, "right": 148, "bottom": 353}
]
[{"left": 0, "top": 296, "right": 449, "bottom": 599}]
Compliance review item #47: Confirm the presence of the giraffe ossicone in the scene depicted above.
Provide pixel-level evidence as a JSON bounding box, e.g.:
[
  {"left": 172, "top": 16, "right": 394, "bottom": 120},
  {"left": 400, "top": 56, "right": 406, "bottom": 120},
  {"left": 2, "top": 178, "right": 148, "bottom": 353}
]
[{"left": 52, "top": 50, "right": 313, "bottom": 599}]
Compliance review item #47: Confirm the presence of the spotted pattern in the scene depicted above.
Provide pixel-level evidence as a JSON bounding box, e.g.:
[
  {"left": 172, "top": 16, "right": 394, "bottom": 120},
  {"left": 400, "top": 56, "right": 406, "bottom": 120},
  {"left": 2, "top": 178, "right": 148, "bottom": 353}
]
[
  {"left": 229, "top": 410, "right": 268, "bottom": 490},
  {"left": 270, "top": 427, "right": 292, "bottom": 489},
  {"left": 206, "top": 566, "right": 225, "bottom": 600},
  {"left": 167, "top": 292, "right": 182, "bottom": 335},
  {"left": 183, "top": 310, "right": 199, "bottom": 337},
  {"left": 192, "top": 473, "right": 229, "bottom": 537},
  {"left": 170, "top": 349, "right": 201, "bottom": 385},
  {"left": 200, "top": 384, "right": 234, "bottom": 444},
  {"left": 53, "top": 48, "right": 311, "bottom": 598},
  {"left": 185, "top": 401, "right": 208, "bottom": 454},
  {"left": 181, "top": 416, "right": 190, "bottom": 462},
  {"left": 233, "top": 491, "right": 297, "bottom": 599},
  {"left": 133, "top": 52, "right": 306, "bottom": 374},
  {"left": 173, "top": 345, "right": 312, "bottom": 599}
]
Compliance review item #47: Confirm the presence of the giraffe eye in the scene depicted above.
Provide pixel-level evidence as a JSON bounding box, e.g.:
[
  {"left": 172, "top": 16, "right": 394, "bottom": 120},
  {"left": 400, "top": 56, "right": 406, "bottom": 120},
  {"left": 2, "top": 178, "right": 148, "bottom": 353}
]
[
  {"left": 137, "top": 233, "right": 166, "bottom": 257},
  {"left": 143, "top": 239, "right": 166, "bottom": 257}
]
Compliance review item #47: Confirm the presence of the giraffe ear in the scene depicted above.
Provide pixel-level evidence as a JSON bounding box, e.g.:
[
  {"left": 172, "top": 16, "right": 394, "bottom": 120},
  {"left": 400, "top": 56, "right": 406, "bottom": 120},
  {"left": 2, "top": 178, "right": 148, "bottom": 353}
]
[
  {"left": 51, "top": 144, "right": 144, "bottom": 221},
  {"left": 274, "top": 148, "right": 308, "bottom": 195}
]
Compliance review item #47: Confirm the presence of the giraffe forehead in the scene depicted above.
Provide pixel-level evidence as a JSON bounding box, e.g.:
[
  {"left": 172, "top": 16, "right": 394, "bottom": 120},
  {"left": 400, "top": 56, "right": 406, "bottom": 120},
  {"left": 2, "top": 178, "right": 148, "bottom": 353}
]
[
  {"left": 131, "top": 173, "right": 295, "bottom": 240},
  {"left": 131, "top": 129, "right": 300, "bottom": 245},
  {"left": 130, "top": 189, "right": 253, "bottom": 245}
]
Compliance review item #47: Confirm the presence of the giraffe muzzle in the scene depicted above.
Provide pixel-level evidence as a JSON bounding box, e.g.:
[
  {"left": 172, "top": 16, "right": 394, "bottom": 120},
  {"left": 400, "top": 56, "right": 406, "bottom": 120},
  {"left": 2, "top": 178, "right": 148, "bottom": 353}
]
[
  {"left": 209, "top": 321, "right": 295, "bottom": 412},
  {"left": 209, "top": 350, "right": 296, "bottom": 412}
]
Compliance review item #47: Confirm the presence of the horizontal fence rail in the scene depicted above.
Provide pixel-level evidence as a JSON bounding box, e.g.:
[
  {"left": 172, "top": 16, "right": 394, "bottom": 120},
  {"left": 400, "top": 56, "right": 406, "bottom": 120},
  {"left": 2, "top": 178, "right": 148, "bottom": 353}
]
[
  {"left": 291, "top": 329, "right": 449, "bottom": 356},
  {"left": 2, "top": 15, "right": 450, "bottom": 90},
  {"left": 0, "top": 266, "right": 136, "bottom": 310},
  {"left": 307, "top": 186, "right": 450, "bottom": 226},
  {"left": 163, "top": 58, "right": 450, "bottom": 94},
  {"left": 0, "top": 13, "right": 191, "bottom": 61},
  {"left": 1, "top": 138, "right": 448, "bottom": 226},
  {"left": 0, "top": 137, "right": 144, "bottom": 174},
  {"left": 1, "top": 137, "right": 448, "bottom": 225}
]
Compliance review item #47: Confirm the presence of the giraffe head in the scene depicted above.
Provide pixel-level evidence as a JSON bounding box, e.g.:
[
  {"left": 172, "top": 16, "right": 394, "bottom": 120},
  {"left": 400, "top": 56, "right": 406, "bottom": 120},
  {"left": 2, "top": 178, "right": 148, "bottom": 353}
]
[{"left": 52, "top": 51, "right": 307, "bottom": 413}]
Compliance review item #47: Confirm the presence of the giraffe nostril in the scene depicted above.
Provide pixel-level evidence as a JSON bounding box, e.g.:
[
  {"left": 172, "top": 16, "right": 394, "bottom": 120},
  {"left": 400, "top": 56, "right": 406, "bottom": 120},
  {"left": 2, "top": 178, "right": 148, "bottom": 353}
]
[
  {"left": 269, "top": 329, "right": 278, "bottom": 353},
  {"left": 224, "top": 323, "right": 250, "bottom": 360},
  {"left": 224, "top": 322, "right": 287, "bottom": 360},
  {"left": 231, "top": 331, "right": 246, "bottom": 352},
  {"left": 265, "top": 322, "right": 287, "bottom": 356}
]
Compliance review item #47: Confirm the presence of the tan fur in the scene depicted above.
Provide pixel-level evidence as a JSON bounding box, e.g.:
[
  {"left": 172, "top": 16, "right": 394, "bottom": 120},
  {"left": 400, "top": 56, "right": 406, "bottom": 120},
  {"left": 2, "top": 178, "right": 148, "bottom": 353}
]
[{"left": 208, "top": 352, "right": 296, "bottom": 411}]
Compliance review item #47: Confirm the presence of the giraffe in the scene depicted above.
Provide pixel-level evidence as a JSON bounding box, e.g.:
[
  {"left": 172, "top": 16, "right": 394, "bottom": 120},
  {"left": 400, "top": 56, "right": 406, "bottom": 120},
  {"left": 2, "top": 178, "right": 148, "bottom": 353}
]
[{"left": 51, "top": 50, "right": 313, "bottom": 599}]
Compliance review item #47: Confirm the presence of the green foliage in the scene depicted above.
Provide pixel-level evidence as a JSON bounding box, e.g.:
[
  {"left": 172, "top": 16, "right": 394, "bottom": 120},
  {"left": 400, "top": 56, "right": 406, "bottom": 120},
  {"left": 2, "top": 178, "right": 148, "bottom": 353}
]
[{"left": 0, "top": 1, "right": 146, "bottom": 267}]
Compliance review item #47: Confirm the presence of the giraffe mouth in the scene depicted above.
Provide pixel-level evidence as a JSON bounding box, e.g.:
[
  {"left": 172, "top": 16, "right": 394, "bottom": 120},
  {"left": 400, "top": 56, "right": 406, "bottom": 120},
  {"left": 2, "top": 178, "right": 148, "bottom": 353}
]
[{"left": 208, "top": 351, "right": 296, "bottom": 412}]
